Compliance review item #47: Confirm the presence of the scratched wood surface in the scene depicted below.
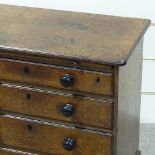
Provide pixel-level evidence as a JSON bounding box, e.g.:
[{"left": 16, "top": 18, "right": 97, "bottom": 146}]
[{"left": 0, "top": 5, "right": 150, "bottom": 65}]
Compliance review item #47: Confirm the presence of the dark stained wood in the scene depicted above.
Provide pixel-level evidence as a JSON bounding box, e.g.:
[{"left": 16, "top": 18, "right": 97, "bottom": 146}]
[
  {"left": 111, "top": 66, "right": 119, "bottom": 155},
  {"left": 0, "top": 58, "right": 113, "bottom": 96},
  {"left": 0, "top": 83, "right": 113, "bottom": 129},
  {"left": 113, "top": 39, "right": 143, "bottom": 155},
  {"left": 0, "top": 5, "right": 150, "bottom": 66},
  {"left": 0, "top": 115, "right": 112, "bottom": 155}
]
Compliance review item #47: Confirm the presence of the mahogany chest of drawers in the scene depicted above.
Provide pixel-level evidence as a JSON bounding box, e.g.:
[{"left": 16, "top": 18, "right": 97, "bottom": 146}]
[{"left": 0, "top": 5, "right": 150, "bottom": 155}]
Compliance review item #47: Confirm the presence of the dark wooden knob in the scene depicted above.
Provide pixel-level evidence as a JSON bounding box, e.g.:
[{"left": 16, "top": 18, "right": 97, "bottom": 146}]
[
  {"left": 63, "top": 137, "right": 76, "bottom": 151},
  {"left": 60, "top": 74, "right": 74, "bottom": 87},
  {"left": 61, "top": 104, "right": 74, "bottom": 117}
]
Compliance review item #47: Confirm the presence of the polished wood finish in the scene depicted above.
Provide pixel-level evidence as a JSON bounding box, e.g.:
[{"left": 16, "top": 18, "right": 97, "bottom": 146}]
[
  {"left": 0, "top": 58, "right": 113, "bottom": 96},
  {"left": 0, "top": 5, "right": 150, "bottom": 155},
  {"left": 0, "top": 83, "right": 112, "bottom": 129},
  {"left": 0, "top": 5, "right": 150, "bottom": 66},
  {"left": 0, "top": 115, "right": 112, "bottom": 155}
]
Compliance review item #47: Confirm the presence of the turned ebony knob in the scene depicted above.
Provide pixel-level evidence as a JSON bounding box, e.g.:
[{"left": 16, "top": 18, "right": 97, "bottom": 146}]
[
  {"left": 61, "top": 104, "right": 74, "bottom": 117},
  {"left": 60, "top": 74, "right": 74, "bottom": 87},
  {"left": 63, "top": 137, "right": 76, "bottom": 151}
]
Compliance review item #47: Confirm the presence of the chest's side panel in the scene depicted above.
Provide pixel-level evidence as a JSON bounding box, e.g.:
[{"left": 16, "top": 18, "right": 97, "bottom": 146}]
[{"left": 115, "top": 39, "right": 143, "bottom": 155}]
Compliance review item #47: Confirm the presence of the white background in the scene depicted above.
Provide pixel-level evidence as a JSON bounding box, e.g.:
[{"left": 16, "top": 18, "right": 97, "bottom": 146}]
[{"left": 0, "top": 0, "right": 155, "bottom": 123}]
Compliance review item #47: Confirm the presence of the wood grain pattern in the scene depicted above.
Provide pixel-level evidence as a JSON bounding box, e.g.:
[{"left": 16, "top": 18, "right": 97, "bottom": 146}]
[
  {"left": 0, "top": 58, "right": 113, "bottom": 96},
  {"left": 0, "top": 5, "right": 150, "bottom": 65},
  {"left": 0, "top": 83, "right": 112, "bottom": 129},
  {"left": 0, "top": 115, "right": 112, "bottom": 155},
  {"left": 0, "top": 5, "right": 149, "bottom": 155}
]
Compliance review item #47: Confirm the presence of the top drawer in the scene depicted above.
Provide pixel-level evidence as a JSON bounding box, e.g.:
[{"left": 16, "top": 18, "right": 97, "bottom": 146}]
[{"left": 0, "top": 59, "right": 113, "bottom": 96}]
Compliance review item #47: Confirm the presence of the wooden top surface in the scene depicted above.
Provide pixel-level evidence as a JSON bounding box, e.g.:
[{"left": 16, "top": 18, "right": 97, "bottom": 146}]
[{"left": 0, "top": 5, "right": 150, "bottom": 65}]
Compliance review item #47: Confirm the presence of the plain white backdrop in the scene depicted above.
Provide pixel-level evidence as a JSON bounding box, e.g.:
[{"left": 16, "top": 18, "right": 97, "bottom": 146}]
[
  {"left": 0, "top": 0, "right": 155, "bottom": 123},
  {"left": 0, "top": 0, "right": 155, "bottom": 22}
]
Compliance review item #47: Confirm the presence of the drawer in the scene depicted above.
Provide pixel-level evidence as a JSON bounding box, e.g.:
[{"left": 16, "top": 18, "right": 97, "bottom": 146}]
[
  {"left": 0, "top": 59, "right": 113, "bottom": 96},
  {"left": 0, "top": 115, "right": 112, "bottom": 155},
  {"left": 0, "top": 83, "right": 112, "bottom": 129}
]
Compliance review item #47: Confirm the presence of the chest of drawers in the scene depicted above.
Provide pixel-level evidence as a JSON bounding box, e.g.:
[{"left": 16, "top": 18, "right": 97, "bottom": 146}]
[{"left": 0, "top": 5, "right": 150, "bottom": 155}]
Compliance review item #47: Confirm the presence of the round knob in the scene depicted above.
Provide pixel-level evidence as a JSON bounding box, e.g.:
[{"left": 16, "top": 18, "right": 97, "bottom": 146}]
[
  {"left": 60, "top": 74, "right": 74, "bottom": 87},
  {"left": 61, "top": 104, "right": 74, "bottom": 117},
  {"left": 63, "top": 137, "right": 76, "bottom": 151}
]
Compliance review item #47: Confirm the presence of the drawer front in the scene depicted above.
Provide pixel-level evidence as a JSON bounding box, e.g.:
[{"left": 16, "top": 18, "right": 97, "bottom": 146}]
[
  {"left": 0, "top": 115, "right": 112, "bottom": 155},
  {"left": 0, "top": 84, "right": 112, "bottom": 129},
  {"left": 0, "top": 59, "right": 113, "bottom": 96}
]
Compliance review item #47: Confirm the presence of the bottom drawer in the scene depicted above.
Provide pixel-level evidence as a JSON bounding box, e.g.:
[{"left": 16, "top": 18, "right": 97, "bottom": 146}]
[{"left": 0, "top": 114, "right": 112, "bottom": 155}]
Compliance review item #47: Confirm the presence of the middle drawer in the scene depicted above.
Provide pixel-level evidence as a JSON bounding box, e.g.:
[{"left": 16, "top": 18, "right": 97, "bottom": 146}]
[{"left": 0, "top": 83, "right": 112, "bottom": 129}]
